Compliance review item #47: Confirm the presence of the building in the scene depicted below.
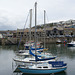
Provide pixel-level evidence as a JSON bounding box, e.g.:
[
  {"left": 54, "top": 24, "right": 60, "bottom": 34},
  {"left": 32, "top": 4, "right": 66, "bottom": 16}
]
[
  {"left": 64, "top": 28, "right": 75, "bottom": 37},
  {"left": 46, "top": 27, "right": 64, "bottom": 37},
  {"left": 0, "top": 34, "right": 3, "bottom": 38},
  {"left": 16, "top": 27, "right": 64, "bottom": 39}
]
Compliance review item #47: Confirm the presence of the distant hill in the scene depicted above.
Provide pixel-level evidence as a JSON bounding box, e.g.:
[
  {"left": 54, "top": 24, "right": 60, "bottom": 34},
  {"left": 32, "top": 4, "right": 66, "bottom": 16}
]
[{"left": 32, "top": 19, "right": 75, "bottom": 29}]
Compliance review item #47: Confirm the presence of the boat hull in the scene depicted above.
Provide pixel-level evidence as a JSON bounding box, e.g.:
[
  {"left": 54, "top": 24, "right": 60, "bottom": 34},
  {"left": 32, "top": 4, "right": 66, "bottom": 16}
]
[
  {"left": 56, "top": 42, "right": 62, "bottom": 44},
  {"left": 18, "top": 67, "right": 67, "bottom": 74},
  {"left": 67, "top": 44, "right": 75, "bottom": 47}
]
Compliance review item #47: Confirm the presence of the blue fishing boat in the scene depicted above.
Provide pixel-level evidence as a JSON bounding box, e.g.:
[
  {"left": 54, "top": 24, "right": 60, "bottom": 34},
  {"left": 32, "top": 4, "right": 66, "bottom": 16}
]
[{"left": 18, "top": 61, "right": 67, "bottom": 74}]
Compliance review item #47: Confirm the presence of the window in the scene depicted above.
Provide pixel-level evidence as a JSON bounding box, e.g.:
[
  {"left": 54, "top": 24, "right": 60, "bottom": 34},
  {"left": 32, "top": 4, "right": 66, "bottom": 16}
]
[
  {"left": 37, "top": 67, "right": 42, "bottom": 68},
  {"left": 21, "top": 32, "right": 24, "bottom": 34},
  {"left": 43, "top": 66, "right": 48, "bottom": 68}
]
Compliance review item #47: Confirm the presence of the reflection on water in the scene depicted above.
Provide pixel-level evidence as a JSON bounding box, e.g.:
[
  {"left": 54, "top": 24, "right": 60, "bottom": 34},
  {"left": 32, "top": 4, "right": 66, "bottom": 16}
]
[
  {"left": 21, "top": 71, "right": 67, "bottom": 75},
  {"left": 68, "top": 47, "right": 75, "bottom": 51},
  {"left": 54, "top": 71, "right": 67, "bottom": 75},
  {"left": 0, "top": 44, "right": 75, "bottom": 75},
  {"left": 46, "top": 44, "right": 75, "bottom": 59}
]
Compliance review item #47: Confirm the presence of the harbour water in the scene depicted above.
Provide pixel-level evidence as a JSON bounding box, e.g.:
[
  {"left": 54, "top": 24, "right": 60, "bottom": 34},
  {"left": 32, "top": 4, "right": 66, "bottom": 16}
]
[{"left": 0, "top": 44, "right": 75, "bottom": 75}]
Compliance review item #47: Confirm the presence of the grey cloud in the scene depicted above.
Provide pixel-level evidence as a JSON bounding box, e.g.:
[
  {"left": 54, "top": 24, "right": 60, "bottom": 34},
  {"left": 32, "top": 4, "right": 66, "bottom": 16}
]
[{"left": 0, "top": 0, "right": 75, "bottom": 30}]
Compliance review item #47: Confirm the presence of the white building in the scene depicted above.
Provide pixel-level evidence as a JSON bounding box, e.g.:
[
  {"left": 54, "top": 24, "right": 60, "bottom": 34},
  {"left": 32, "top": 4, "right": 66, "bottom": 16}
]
[{"left": 0, "top": 34, "right": 3, "bottom": 38}]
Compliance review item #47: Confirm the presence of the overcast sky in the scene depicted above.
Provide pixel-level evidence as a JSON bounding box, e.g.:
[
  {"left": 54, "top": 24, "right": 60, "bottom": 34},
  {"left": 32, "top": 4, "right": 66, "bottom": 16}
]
[{"left": 0, "top": 0, "right": 75, "bottom": 30}]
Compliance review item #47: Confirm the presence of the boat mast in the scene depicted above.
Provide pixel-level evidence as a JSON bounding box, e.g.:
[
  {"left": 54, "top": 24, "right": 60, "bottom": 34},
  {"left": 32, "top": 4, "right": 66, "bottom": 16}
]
[
  {"left": 35, "top": 2, "right": 37, "bottom": 60},
  {"left": 44, "top": 10, "right": 46, "bottom": 49},
  {"left": 29, "top": 9, "right": 32, "bottom": 46}
]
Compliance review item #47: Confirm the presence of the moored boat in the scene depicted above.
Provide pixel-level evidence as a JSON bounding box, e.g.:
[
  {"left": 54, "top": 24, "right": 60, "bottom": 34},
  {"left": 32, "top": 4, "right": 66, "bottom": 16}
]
[
  {"left": 18, "top": 2, "right": 67, "bottom": 74},
  {"left": 18, "top": 61, "right": 67, "bottom": 74},
  {"left": 67, "top": 40, "right": 75, "bottom": 47},
  {"left": 56, "top": 39, "right": 62, "bottom": 44}
]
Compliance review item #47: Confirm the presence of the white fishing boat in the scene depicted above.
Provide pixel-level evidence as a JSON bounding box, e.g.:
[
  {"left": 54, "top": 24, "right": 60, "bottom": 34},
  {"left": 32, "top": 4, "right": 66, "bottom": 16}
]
[
  {"left": 24, "top": 41, "right": 43, "bottom": 50},
  {"left": 56, "top": 39, "right": 62, "bottom": 44},
  {"left": 67, "top": 40, "right": 75, "bottom": 47},
  {"left": 24, "top": 41, "right": 34, "bottom": 49},
  {"left": 13, "top": 49, "right": 57, "bottom": 64},
  {"left": 13, "top": 56, "right": 57, "bottom": 64},
  {"left": 15, "top": 50, "right": 29, "bottom": 56}
]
